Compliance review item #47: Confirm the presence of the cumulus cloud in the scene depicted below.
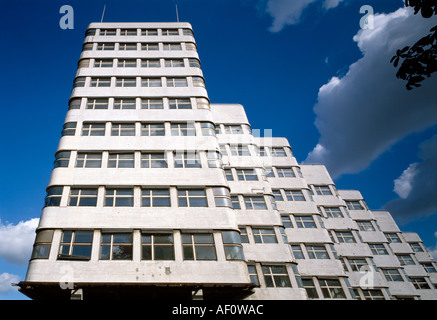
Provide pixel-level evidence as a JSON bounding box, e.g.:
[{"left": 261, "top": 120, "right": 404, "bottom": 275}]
[
  {"left": 428, "top": 232, "right": 437, "bottom": 261},
  {"left": 0, "top": 218, "right": 39, "bottom": 265},
  {"left": 265, "top": 0, "right": 344, "bottom": 32},
  {"left": 384, "top": 135, "right": 437, "bottom": 221},
  {"left": 393, "top": 163, "right": 418, "bottom": 199},
  {"left": 0, "top": 273, "right": 20, "bottom": 295},
  {"left": 305, "top": 7, "right": 437, "bottom": 178}
]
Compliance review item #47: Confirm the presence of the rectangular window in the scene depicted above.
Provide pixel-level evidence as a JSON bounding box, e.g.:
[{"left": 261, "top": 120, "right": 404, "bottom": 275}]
[
  {"left": 68, "top": 188, "right": 98, "bottom": 206},
  {"left": 111, "top": 123, "right": 135, "bottom": 136},
  {"left": 291, "top": 245, "right": 304, "bottom": 259},
  {"left": 86, "top": 98, "right": 108, "bottom": 109},
  {"left": 262, "top": 265, "right": 291, "bottom": 288},
  {"left": 302, "top": 278, "right": 319, "bottom": 298},
  {"left": 410, "top": 277, "right": 431, "bottom": 289},
  {"left": 224, "top": 125, "right": 243, "bottom": 134},
  {"left": 165, "top": 59, "right": 184, "bottom": 67},
  {"left": 231, "top": 196, "right": 240, "bottom": 209},
  {"left": 104, "top": 188, "right": 134, "bottom": 207},
  {"left": 410, "top": 243, "right": 424, "bottom": 252},
  {"left": 237, "top": 169, "right": 258, "bottom": 181},
  {"left": 284, "top": 190, "right": 305, "bottom": 201},
  {"left": 97, "top": 43, "right": 115, "bottom": 50},
  {"left": 167, "top": 77, "right": 188, "bottom": 87},
  {"left": 182, "top": 233, "right": 216, "bottom": 260},
  {"left": 174, "top": 152, "right": 201, "bottom": 168},
  {"left": 169, "top": 98, "right": 192, "bottom": 109},
  {"left": 314, "top": 185, "right": 332, "bottom": 195},
  {"left": 162, "top": 29, "right": 179, "bottom": 36},
  {"left": 117, "top": 59, "right": 137, "bottom": 68},
  {"left": 276, "top": 167, "right": 295, "bottom": 178},
  {"left": 248, "top": 265, "right": 259, "bottom": 286},
  {"left": 336, "top": 231, "right": 356, "bottom": 243},
  {"left": 44, "top": 186, "right": 63, "bottom": 207},
  {"left": 142, "top": 77, "right": 162, "bottom": 87},
  {"left": 348, "top": 258, "right": 368, "bottom": 272},
  {"left": 324, "top": 207, "right": 344, "bottom": 218},
  {"left": 357, "top": 221, "right": 375, "bottom": 231},
  {"left": 252, "top": 228, "right": 277, "bottom": 244},
  {"left": 141, "top": 153, "right": 167, "bottom": 168},
  {"left": 142, "top": 233, "right": 175, "bottom": 260},
  {"left": 382, "top": 269, "right": 403, "bottom": 282},
  {"left": 94, "top": 59, "right": 113, "bottom": 68},
  {"left": 369, "top": 243, "right": 389, "bottom": 255},
  {"left": 114, "top": 98, "right": 136, "bottom": 109},
  {"left": 171, "top": 123, "right": 196, "bottom": 136},
  {"left": 385, "top": 233, "right": 402, "bottom": 243},
  {"left": 141, "top": 189, "right": 171, "bottom": 207},
  {"left": 363, "top": 289, "right": 385, "bottom": 300},
  {"left": 244, "top": 196, "right": 267, "bottom": 210},
  {"left": 118, "top": 43, "right": 137, "bottom": 51},
  {"left": 116, "top": 77, "right": 136, "bottom": 87},
  {"left": 306, "top": 245, "right": 329, "bottom": 259},
  {"left": 141, "top": 29, "right": 158, "bottom": 36},
  {"left": 270, "top": 147, "right": 287, "bottom": 157},
  {"left": 141, "top": 59, "right": 161, "bottom": 68},
  {"left": 99, "top": 29, "right": 116, "bottom": 36},
  {"left": 281, "top": 216, "right": 293, "bottom": 228},
  {"left": 90, "top": 77, "right": 111, "bottom": 87},
  {"left": 229, "top": 145, "right": 250, "bottom": 156},
  {"left": 82, "top": 123, "right": 105, "bottom": 136},
  {"left": 163, "top": 43, "right": 182, "bottom": 51},
  {"left": 141, "top": 98, "right": 164, "bottom": 109},
  {"left": 319, "top": 279, "right": 346, "bottom": 299},
  {"left": 100, "top": 233, "right": 133, "bottom": 260},
  {"left": 397, "top": 254, "right": 415, "bottom": 266},
  {"left": 75, "top": 153, "right": 102, "bottom": 168},
  {"left": 346, "top": 200, "right": 364, "bottom": 210},
  {"left": 141, "top": 123, "right": 165, "bottom": 136},
  {"left": 272, "top": 190, "right": 283, "bottom": 201},
  {"left": 224, "top": 169, "right": 234, "bottom": 181},
  {"left": 422, "top": 263, "right": 437, "bottom": 273},
  {"left": 58, "top": 231, "right": 93, "bottom": 260},
  {"left": 120, "top": 29, "right": 137, "bottom": 36},
  {"left": 295, "top": 216, "right": 317, "bottom": 228},
  {"left": 31, "top": 230, "right": 54, "bottom": 259},
  {"left": 178, "top": 189, "right": 208, "bottom": 207},
  {"left": 141, "top": 43, "right": 159, "bottom": 51},
  {"left": 108, "top": 153, "right": 135, "bottom": 168},
  {"left": 239, "top": 227, "right": 249, "bottom": 243}
]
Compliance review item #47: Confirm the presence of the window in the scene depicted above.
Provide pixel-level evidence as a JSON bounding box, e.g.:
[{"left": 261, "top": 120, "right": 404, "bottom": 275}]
[
  {"left": 44, "top": 187, "right": 63, "bottom": 207},
  {"left": 239, "top": 227, "right": 249, "bottom": 243},
  {"left": 248, "top": 265, "right": 259, "bottom": 286},
  {"left": 141, "top": 189, "right": 171, "bottom": 207},
  {"left": 117, "top": 59, "right": 137, "bottom": 68},
  {"left": 302, "top": 278, "right": 319, "bottom": 298},
  {"left": 291, "top": 245, "right": 305, "bottom": 259},
  {"left": 410, "top": 242, "right": 424, "bottom": 252},
  {"left": 244, "top": 196, "right": 267, "bottom": 210},
  {"left": 90, "top": 77, "right": 111, "bottom": 87},
  {"left": 223, "top": 169, "right": 233, "bottom": 181},
  {"left": 196, "top": 97, "right": 209, "bottom": 109},
  {"left": 169, "top": 98, "right": 191, "bottom": 109},
  {"left": 281, "top": 216, "right": 293, "bottom": 228},
  {"left": 31, "top": 230, "right": 54, "bottom": 259},
  {"left": 357, "top": 221, "right": 375, "bottom": 231},
  {"left": 382, "top": 269, "right": 403, "bottom": 282},
  {"left": 141, "top": 29, "right": 158, "bottom": 36},
  {"left": 183, "top": 29, "right": 194, "bottom": 36},
  {"left": 85, "top": 29, "right": 96, "bottom": 36},
  {"left": 174, "top": 152, "right": 201, "bottom": 168},
  {"left": 54, "top": 151, "right": 70, "bottom": 168},
  {"left": 86, "top": 98, "right": 108, "bottom": 109},
  {"left": 397, "top": 254, "right": 415, "bottom": 266},
  {"left": 94, "top": 59, "right": 113, "bottom": 68},
  {"left": 295, "top": 216, "right": 317, "bottom": 228},
  {"left": 114, "top": 98, "right": 136, "bottom": 109},
  {"left": 231, "top": 196, "right": 241, "bottom": 209},
  {"left": 116, "top": 77, "right": 136, "bottom": 87},
  {"left": 410, "top": 277, "right": 431, "bottom": 290},
  {"left": 73, "top": 77, "right": 86, "bottom": 88},
  {"left": 68, "top": 188, "right": 98, "bottom": 206},
  {"left": 108, "top": 153, "right": 135, "bottom": 168},
  {"left": 141, "top": 43, "right": 159, "bottom": 51},
  {"left": 120, "top": 29, "right": 137, "bottom": 36},
  {"left": 141, "top": 98, "right": 164, "bottom": 109},
  {"left": 336, "top": 231, "right": 356, "bottom": 243},
  {"left": 182, "top": 233, "right": 216, "bottom": 260},
  {"left": 142, "top": 77, "right": 162, "bottom": 87},
  {"left": 422, "top": 263, "right": 437, "bottom": 273},
  {"left": 201, "top": 123, "right": 216, "bottom": 136},
  {"left": 165, "top": 59, "right": 184, "bottom": 67},
  {"left": 97, "top": 43, "right": 115, "bottom": 50},
  {"left": 82, "top": 43, "right": 93, "bottom": 51},
  {"left": 105, "top": 189, "right": 134, "bottom": 207},
  {"left": 324, "top": 207, "right": 343, "bottom": 218},
  {"left": 162, "top": 29, "right": 179, "bottom": 36},
  {"left": 141, "top": 123, "right": 165, "bottom": 136},
  {"left": 69, "top": 98, "right": 81, "bottom": 110},
  {"left": 118, "top": 43, "right": 137, "bottom": 51},
  {"left": 262, "top": 265, "right": 291, "bottom": 288},
  {"left": 185, "top": 42, "right": 197, "bottom": 51},
  {"left": 76, "top": 153, "right": 102, "bottom": 168},
  {"left": 224, "top": 125, "right": 243, "bottom": 134},
  {"left": 306, "top": 245, "right": 329, "bottom": 259},
  {"left": 222, "top": 231, "right": 245, "bottom": 260},
  {"left": 142, "top": 233, "right": 175, "bottom": 260},
  {"left": 363, "top": 289, "right": 385, "bottom": 300},
  {"left": 252, "top": 228, "right": 277, "bottom": 244},
  {"left": 319, "top": 279, "right": 346, "bottom": 299},
  {"left": 178, "top": 189, "right": 208, "bottom": 207},
  {"left": 346, "top": 200, "right": 364, "bottom": 210},
  {"left": 213, "top": 187, "right": 232, "bottom": 208},
  {"left": 272, "top": 190, "right": 283, "bottom": 201},
  {"left": 276, "top": 168, "right": 295, "bottom": 178},
  {"left": 385, "top": 233, "right": 401, "bottom": 243},
  {"left": 163, "top": 43, "right": 182, "bottom": 50},
  {"left": 192, "top": 77, "right": 205, "bottom": 87},
  {"left": 189, "top": 58, "right": 201, "bottom": 68},
  {"left": 369, "top": 243, "right": 389, "bottom": 255},
  {"left": 79, "top": 58, "right": 90, "bottom": 68},
  {"left": 141, "top": 153, "right": 167, "bottom": 168},
  {"left": 58, "top": 231, "right": 93, "bottom": 260},
  {"left": 284, "top": 190, "right": 305, "bottom": 201},
  {"left": 314, "top": 185, "right": 332, "bottom": 195},
  {"left": 100, "top": 233, "right": 133, "bottom": 260},
  {"left": 99, "top": 29, "right": 116, "bottom": 36},
  {"left": 111, "top": 123, "right": 135, "bottom": 136},
  {"left": 270, "top": 147, "right": 287, "bottom": 157},
  {"left": 229, "top": 145, "right": 250, "bottom": 156},
  {"left": 82, "top": 123, "right": 105, "bottom": 136},
  {"left": 167, "top": 77, "right": 188, "bottom": 87},
  {"left": 348, "top": 258, "right": 368, "bottom": 272},
  {"left": 237, "top": 169, "right": 258, "bottom": 181},
  {"left": 141, "top": 59, "right": 160, "bottom": 68}
]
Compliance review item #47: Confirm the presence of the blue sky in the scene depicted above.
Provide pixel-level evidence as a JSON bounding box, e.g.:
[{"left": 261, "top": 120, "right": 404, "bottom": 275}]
[{"left": 0, "top": 0, "right": 436, "bottom": 299}]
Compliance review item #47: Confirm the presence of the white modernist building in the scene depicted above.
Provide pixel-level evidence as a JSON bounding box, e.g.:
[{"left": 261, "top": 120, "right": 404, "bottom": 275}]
[{"left": 19, "top": 22, "right": 437, "bottom": 300}]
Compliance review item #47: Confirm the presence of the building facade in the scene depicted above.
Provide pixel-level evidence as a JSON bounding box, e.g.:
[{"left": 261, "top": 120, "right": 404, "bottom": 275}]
[{"left": 18, "top": 22, "right": 437, "bottom": 300}]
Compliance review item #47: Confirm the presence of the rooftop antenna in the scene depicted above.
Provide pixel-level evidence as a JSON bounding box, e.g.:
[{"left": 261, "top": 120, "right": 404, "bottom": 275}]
[
  {"left": 175, "top": 3, "right": 179, "bottom": 22},
  {"left": 100, "top": 4, "right": 106, "bottom": 23}
]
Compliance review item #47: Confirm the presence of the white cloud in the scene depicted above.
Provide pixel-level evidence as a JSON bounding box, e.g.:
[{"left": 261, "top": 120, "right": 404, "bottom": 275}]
[
  {"left": 0, "top": 218, "right": 39, "bottom": 265},
  {"left": 0, "top": 273, "right": 20, "bottom": 295},
  {"left": 305, "top": 7, "right": 437, "bottom": 178},
  {"left": 427, "top": 232, "right": 437, "bottom": 261},
  {"left": 393, "top": 163, "right": 418, "bottom": 199},
  {"left": 265, "top": 0, "right": 344, "bottom": 32}
]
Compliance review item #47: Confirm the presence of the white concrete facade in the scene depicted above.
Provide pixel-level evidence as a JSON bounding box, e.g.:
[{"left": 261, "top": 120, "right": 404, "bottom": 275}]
[{"left": 20, "top": 22, "right": 437, "bottom": 300}]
